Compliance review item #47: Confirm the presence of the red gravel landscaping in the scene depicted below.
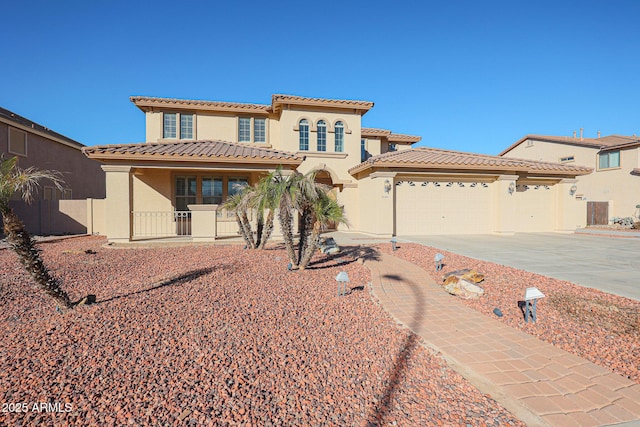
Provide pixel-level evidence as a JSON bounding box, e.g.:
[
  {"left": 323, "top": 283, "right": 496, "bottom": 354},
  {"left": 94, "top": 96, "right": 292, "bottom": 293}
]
[
  {"left": 0, "top": 236, "right": 524, "bottom": 426},
  {"left": 382, "top": 243, "right": 640, "bottom": 384}
]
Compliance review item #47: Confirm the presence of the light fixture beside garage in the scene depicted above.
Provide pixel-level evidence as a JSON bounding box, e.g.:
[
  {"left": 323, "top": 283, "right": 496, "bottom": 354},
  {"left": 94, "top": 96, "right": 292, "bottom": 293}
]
[
  {"left": 570, "top": 184, "right": 578, "bottom": 196},
  {"left": 508, "top": 182, "right": 516, "bottom": 195},
  {"left": 384, "top": 179, "right": 392, "bottom": 194}
]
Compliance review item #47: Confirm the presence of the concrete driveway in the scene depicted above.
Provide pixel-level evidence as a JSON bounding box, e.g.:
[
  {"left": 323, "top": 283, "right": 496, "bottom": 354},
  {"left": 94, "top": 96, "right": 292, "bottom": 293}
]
[{"left": 398, "top": 232, "right": 640, "bottom": 301}]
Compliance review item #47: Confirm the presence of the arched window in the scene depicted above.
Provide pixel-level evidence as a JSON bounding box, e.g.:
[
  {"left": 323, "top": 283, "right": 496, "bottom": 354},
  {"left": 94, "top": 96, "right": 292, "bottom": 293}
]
[
  {"left": 334, "top": 121, "right": 344, "bottom": 152},
  {"left": 317, "top": 120, "right": 327, "bottom": 152},
  {"left": 299, "top": 119, "right": 309, "bottom": 151}
]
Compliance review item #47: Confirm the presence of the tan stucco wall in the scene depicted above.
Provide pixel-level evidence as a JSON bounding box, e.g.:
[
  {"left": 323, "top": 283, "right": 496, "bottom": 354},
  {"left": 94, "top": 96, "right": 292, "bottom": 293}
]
[
  {"left": 356, "top": 172, "right": 395, "bottom": 236},
  {"left": 504, "top": 139, "right": 640, "bottom": 219}
]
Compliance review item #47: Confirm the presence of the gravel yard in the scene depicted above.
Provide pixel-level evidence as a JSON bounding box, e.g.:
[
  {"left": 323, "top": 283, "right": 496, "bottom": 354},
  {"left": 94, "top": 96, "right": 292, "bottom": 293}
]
[
  {"left": 383, "top": 243, "right": 640, "bottom": 384},
  {"left": 0, "top": 236, "right": 523, "bottom": 426}
]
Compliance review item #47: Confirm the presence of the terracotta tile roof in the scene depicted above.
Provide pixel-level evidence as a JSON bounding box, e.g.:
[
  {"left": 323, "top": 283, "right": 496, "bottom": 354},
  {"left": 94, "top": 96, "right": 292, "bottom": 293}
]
[
  {"left": 271, "top": 94, "right": 374, "bottom": 113},
  {"left": 130, "top": 96, "right": 271, "bottom": 114},
  {"left": 83, "top": 140, "right": 303, "bottom": 165},
  {"left": 361, "top": 127, "right": 421, "bottom": 143},
  {"left": 499, "top": 134, "right": 640, "bottom": 155},
  {"left": 349, "top": 147, "right": 593, "bottom": 176},
  {"left": 361, "top": 127, "right": 391, "bottom": 137},
  {"left": 0, "top": 106, "right": 84, "bottom": 148}
]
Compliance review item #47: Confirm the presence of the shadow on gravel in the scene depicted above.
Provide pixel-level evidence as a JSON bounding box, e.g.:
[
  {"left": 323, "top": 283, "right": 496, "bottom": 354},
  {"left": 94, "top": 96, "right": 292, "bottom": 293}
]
[
  {"left": 307, "top": 245, "right": 381, "bottom": 270},
  {"left": 97, "top": 267, "right": 215, "bottom": 304},
  {"left": 366, "top": 271, "right": 427, "bottom": 426}
]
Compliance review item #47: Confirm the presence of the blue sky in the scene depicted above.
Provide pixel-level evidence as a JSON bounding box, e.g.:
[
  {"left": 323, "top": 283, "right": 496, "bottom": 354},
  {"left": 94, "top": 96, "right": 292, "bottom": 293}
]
[{"left": 2, "top": 0, "right": 638, "bottom": 155}]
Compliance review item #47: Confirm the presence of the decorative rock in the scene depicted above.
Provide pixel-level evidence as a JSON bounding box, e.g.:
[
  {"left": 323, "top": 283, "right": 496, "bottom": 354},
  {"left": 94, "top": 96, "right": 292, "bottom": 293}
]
[
  {"left": 443, "top": 269, "right": 484, "bottom": 284},
  {"left": 493, "top": 308, "right": 503, "bottom": 317},
  {"left": 443, "top": 278, "right": 484, "bottom": 299}
]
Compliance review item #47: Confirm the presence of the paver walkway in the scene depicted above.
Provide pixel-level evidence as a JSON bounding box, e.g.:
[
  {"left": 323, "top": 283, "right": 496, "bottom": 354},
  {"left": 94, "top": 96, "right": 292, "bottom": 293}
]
[{"left": 366, "top": 252, "right": 640, "bottom": 427}]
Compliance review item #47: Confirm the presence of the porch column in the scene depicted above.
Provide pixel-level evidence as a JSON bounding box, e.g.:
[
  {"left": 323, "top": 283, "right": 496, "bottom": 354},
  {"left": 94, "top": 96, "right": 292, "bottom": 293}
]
[
  {"left": 102, "top": 165, "right": 132, "bottom": 243},
  {"left": 555, "top": 178, "right": 586, "bottom": 232},
  {"left": 493, "top": 175, "right": 518, "bottom": 235},
  {"left": 188, "top": 204, "right": 219, "bottom": 242}
]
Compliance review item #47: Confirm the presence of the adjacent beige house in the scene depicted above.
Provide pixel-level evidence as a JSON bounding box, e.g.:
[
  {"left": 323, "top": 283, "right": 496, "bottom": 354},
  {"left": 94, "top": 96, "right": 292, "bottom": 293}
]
[
  {"left": 83, "top": 95, "right": 591, "bottom": 243},
  {"left": 500, "top": 134, "right": 640, "bottom": 225},
  {"left": 0, "top": 106, "right": 105, "bottom": 235}
]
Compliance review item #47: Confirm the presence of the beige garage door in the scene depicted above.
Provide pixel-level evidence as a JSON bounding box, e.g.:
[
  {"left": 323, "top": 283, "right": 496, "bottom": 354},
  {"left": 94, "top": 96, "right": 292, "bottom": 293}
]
[
  {"left": 514, "top": 184, "right": 555, "bottom": 232},
  {"left": 395, "top": 180, "right": 493, "bottom": 235}
]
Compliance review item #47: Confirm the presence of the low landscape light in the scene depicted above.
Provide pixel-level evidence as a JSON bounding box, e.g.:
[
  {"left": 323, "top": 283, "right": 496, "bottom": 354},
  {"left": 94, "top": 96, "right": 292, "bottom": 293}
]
[
  {"left": 524, "top": 287, "right": 545, "bottom": 323},
  {"left": 390, "top": 237, "right": 397, "bottom": 251},
  {"left": 335, "top": 271, "right": 350, "bottom": 296}
]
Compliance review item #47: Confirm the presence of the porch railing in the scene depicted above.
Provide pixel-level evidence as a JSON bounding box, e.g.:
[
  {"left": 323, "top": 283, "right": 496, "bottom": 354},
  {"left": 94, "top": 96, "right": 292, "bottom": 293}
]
[{"left": 133, "top": 211, "right": 191, "bottom": 237}]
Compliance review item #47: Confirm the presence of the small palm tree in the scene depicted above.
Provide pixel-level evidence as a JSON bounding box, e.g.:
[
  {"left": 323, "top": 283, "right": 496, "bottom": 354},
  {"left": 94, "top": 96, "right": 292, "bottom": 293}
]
[
  {"left": 0, "top": 155, "right": 72, "bottom": 309},
  {"left": 298, "top": 194, "right": 347, "bottom": 270},
  {"left": 222, "top": 189, "right": 255, "bottom": 249}
]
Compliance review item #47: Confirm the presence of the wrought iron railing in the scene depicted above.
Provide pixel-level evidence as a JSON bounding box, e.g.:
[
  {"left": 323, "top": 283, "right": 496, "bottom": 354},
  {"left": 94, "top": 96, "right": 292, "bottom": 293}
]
[{"left": 132, "top": 211, "right": 191, "bottom": 237}]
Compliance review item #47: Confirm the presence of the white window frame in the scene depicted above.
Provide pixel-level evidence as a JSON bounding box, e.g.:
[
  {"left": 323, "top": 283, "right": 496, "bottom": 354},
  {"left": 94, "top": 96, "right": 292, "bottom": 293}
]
[
  {"left": 164, "top": 113, "right": 195, "bottom": 140},
  {"left": 238, "top": 117, "right": 251, "bottom": 142},
  {"left": 317, "top": 120, "right": 327, "bottom": 152},
  {"left": 334, "top": 121, "right": 344, "bottom": 152},
  {"left": 163, "top": 113, "right": 177, "bottom": 139},
  {"left": 254, "top": 118, "right": 266, "bottom": 143},
  {"left": 299, "top": 119, "right": 309, "bottom": 151},
  {"left": 180, "top": 114, "right": 193, "bottom": 139},
  {"left": 8, "top": 127, "right": 27, "bottom": 157}
]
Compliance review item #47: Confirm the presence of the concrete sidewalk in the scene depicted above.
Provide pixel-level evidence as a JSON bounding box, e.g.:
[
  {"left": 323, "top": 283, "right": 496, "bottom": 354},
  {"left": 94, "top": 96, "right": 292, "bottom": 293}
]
[{"left": 366, "top": 252, "right": 640, "bottom": 427}]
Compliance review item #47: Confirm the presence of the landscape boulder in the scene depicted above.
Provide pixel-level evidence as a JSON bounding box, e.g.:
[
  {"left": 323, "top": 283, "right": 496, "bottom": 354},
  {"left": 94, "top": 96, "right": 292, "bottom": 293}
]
[{"left": 442, "top": 269, "right": 485, "bottom": 299}]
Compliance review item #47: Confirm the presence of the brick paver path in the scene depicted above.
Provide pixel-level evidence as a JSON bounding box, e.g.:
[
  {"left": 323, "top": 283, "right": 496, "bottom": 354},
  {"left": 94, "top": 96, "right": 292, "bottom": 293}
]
[{"left": 366, "top": 252, "right": 640, "bottom": 427}]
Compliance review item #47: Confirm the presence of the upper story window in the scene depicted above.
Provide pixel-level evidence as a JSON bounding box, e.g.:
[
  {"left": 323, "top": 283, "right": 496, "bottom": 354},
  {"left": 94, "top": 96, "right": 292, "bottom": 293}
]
[
  {"left": 164, "top": 113, "right": 194, "bottom": 139},
  {"left": 239, "top": 118, "right": 251, "bottom": 142},
  {"left": 163, "top": 113, "right": 177, "bottom": 138},
  {"left": 254, "top": 118, "right": 266, "bottom": 143},
  {"left": 598, "top": 150, "right": 620, "bottom": 170},
  {"left": 238, "top": 117, "right": 266, "bottom": 143},
  {"left": 389, "top": 143, "right": 397, "bottom": 152},
  {"left": 361, "top": 139, "right": 367, "bottom": 162},
  {"left": 559, "top": 155, "right": 574, "bottom": 163},
  {"left": 8, "top": 127, "right": 27, "bottom": 156},
  {"left": 334, "top": 121, "right": 344, "bottom": 152},
  {"left": 317, "top": 120, "right": 327, "bottom": 152},
  {"left": 180, "top": 114, "right": 193, "bottom": 139},
  {"left": 299, "top": 119, "right": 309, "bottom": 151}
]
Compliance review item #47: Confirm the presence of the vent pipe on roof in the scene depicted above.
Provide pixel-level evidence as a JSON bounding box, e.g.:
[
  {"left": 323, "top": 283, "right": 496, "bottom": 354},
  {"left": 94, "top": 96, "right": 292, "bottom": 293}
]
[
  {"left": 573, "top": 131, "right": 577, "bottom": 138},
  {"left": 597, "top": 130, "right": 601, "bottom": 138},
  {"left": 580, "top": 128, "right": 584, "bottom": 140}
]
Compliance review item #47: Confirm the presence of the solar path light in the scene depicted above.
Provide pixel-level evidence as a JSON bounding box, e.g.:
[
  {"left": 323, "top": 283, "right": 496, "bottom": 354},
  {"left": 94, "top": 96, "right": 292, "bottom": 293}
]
[
  {"left": 434, "top": 253, "right": 444, "bottom": 271},
  {"left": 524, "top": 287, "right": 545, "bottom": 323},
  {"left": 336, "top": 271, "right": 350, "bottom": 296},
  {"left": 391, "top": 237, "right": 397, "bottom": 251}
]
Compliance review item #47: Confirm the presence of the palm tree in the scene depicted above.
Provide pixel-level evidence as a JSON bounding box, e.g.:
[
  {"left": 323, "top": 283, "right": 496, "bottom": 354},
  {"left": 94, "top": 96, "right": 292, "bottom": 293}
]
[
  {"left": 253, "top": 171, "right": 279, "bottom": 249},
  {"left": 0, "top": 155, "right": 72, "bottom": 309},
  {"left": 298, "top": 194, "right": 347, "bottom": 270},
  {"left": 222, "top": 189, "right": 255, "bottom": 249}
]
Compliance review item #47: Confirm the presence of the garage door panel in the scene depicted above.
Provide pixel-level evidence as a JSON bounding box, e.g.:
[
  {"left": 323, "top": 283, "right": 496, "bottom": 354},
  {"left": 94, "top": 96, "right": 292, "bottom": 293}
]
[
  {"left": 396, "top": 180, "right": 492, "bottom": 235},
  {"left": 515, "top": 185, "right": 555, "bottom": 232}
]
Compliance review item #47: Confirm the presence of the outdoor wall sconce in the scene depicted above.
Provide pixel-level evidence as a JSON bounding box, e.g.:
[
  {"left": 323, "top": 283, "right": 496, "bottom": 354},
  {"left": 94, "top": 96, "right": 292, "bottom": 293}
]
[
  {"left": 508, "top": 182, "right": 516, "bottom": 195},
  {"left": 570, "top": 184, "right": 578, "bottom": 196},
  {"left": 384, "top": 179, "right": 392, "bottom": 194}
]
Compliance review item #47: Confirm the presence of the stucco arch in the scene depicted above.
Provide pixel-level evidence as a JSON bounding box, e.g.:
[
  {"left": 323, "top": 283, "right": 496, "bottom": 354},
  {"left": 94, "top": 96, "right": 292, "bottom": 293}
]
[{"left": 329, "top": 119, "right": 352, "bottom": 134}]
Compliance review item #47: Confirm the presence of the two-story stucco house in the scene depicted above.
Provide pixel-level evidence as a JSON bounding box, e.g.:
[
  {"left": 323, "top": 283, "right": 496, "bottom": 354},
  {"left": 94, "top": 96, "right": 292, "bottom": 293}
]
[
  {"left": 500, "top": 133, "right": 640, "bottom": 225},
  {"left": 0, "top": 106, "right": 105, "bottom": 234},
  {"left": 83, "top": 95, "right": 591, "bottom": 243}
]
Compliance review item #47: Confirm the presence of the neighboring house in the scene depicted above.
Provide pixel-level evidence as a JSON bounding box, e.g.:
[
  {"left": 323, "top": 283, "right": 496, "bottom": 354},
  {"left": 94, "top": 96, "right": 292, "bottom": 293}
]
[
  {"left": 83, "top": 95, "right": 591, "bottom": 243},
  {"left": 0, "top": 106, "right": 105, "bottom": 234},
  {"left": 499, "top": 133, "right": 640, "bottom": 225}
]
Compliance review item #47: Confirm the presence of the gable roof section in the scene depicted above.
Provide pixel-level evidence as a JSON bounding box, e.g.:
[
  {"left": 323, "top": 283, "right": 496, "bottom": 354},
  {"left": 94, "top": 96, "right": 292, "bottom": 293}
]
[
  {"left": 271, "top": 94, "right": 374, "bottom": 115},
  {"left": 130, "top": 96, "right": 271, "bottom": 115},
  {"left": 499, "top": 134, "right": 640, "bottom": 156},
  {"left": 361, "top": 127, "right": 421, "bottom": 144},
  {"left": 83, "top": 140, "right": 303, "bottom": 166},
  {"left": 349, "top": 147, "right": 593, "bottom": 176},
  {"left": 0, "top": 106, "right": 84, "bottom": 149},
  {"left": 131, "top": 94, "right": 375, "bottom": 116}
]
